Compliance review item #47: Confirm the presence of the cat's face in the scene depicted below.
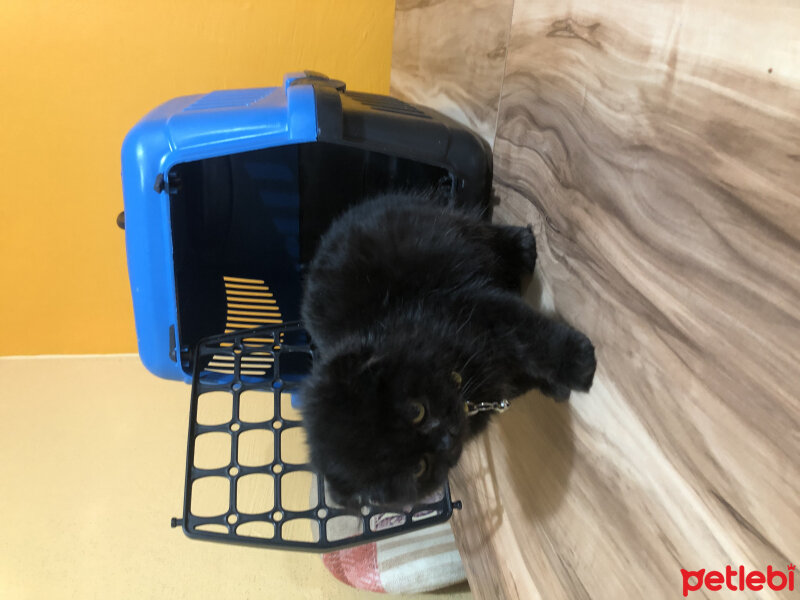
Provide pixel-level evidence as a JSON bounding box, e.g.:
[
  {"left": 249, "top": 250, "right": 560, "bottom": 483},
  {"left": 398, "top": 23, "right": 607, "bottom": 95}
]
[{"left": 300, "top": 347, "right": 467, "bottom": 508}]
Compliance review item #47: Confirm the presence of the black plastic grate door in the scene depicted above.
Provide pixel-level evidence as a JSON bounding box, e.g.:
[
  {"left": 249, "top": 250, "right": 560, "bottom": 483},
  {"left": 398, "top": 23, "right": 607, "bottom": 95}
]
[{"left": 174, "top": 322, "right": 458, "bottom": 552}]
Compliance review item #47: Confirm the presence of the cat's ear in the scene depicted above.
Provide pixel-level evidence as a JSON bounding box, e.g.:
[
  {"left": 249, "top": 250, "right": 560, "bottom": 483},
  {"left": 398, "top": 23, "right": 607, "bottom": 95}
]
[{"left": 328, "top": 347, "right": 382, "bottom": 379}]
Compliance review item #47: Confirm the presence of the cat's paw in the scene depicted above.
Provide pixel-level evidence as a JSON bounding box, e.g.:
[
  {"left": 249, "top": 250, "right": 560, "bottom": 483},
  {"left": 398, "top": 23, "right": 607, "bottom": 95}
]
[
  {"left": 517, "top": 225, "right": 537, "bottom": 273},
  {"left": 555, "top": 331, "right": 596, "bottom": 392},
  {"left": 539, "top": 380, "right": 572, "bottom": 402}
]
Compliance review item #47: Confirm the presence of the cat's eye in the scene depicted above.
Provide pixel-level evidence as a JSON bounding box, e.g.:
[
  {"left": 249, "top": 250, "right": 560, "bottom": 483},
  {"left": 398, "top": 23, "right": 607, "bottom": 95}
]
[
  {"left": 450, "top": 371, "right": 463, "bottom": 389},
  {"left": 413, "top": 458, "right": 428, "bottom": 479},
  {"left": 410, "top": 401, "right": 426, "bottom": 425}
]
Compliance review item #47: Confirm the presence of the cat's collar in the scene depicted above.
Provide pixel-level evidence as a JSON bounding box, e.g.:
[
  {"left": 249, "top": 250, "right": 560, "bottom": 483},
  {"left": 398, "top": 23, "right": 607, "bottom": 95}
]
[
  {"left": 465, "top": 398, "right": 511, "bottom": 416},
  {"left": 450, "top": 371, "right": 511, "bottom": 417}
]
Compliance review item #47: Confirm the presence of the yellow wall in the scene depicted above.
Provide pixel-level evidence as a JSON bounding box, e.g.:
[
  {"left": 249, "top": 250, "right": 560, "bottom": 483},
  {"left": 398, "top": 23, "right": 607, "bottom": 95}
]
[{"left": 0, "top": 0, "right": 395, "bottom": 356}]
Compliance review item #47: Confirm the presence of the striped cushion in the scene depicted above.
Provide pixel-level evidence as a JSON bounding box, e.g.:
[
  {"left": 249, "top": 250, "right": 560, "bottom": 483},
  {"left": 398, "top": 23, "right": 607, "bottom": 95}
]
[{"left": 322, "top": 523, "right": 466, "bottom": 594}]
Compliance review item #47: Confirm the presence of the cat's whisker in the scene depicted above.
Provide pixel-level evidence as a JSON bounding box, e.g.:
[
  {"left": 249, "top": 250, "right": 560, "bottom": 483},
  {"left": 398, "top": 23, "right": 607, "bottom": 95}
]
[
  {"left": 460, "top": 348, "right": 482, "bottom": 372},
  {"left": 462, "top": 370, "right": 495, "bottom": 398},
  {"left": 455, "top": 305, "right": 478, "bottom": 335}
]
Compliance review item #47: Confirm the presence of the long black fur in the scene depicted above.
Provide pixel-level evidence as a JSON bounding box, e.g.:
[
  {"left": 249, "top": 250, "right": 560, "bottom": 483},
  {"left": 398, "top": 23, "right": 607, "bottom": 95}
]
[{"left": 300, "top": 191, "right": 596, "bottom": 507}]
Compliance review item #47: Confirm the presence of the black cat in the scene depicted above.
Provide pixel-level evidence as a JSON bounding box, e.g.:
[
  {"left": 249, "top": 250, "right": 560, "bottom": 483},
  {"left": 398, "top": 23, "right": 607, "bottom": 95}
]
[{"left": 299, "top": 191, "right": 596, "bottom": 507}]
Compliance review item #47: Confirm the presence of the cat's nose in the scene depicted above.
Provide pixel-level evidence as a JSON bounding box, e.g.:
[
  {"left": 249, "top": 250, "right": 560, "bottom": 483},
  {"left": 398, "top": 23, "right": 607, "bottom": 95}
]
[{"left": 437, "top": 432, "right": 453, "bottom": 451}]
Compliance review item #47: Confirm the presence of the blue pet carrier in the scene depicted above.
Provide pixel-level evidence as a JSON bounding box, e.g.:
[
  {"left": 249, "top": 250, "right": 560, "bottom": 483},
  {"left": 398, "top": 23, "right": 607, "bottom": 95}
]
[{"left": 120, "top": 72, "right": 491, "bottom": 551}]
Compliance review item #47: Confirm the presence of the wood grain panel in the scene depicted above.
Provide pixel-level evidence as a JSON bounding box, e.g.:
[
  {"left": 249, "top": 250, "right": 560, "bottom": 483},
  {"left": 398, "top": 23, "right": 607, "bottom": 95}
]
[
  {"left": 436, "top": 1, "right": 800, "bottom": 598},
  {"left": 391, "top": 0, "right": 515, "bottom": 145}
]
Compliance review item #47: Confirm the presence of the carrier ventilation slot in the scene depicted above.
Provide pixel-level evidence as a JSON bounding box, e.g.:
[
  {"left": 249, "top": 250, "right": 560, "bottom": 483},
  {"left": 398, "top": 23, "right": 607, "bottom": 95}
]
[
  {"left": 205, "top": 276, "right": 284, "bottom": 376},
  {"left": 345, "top": 91, "right": 431, "bottom": 119}
]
